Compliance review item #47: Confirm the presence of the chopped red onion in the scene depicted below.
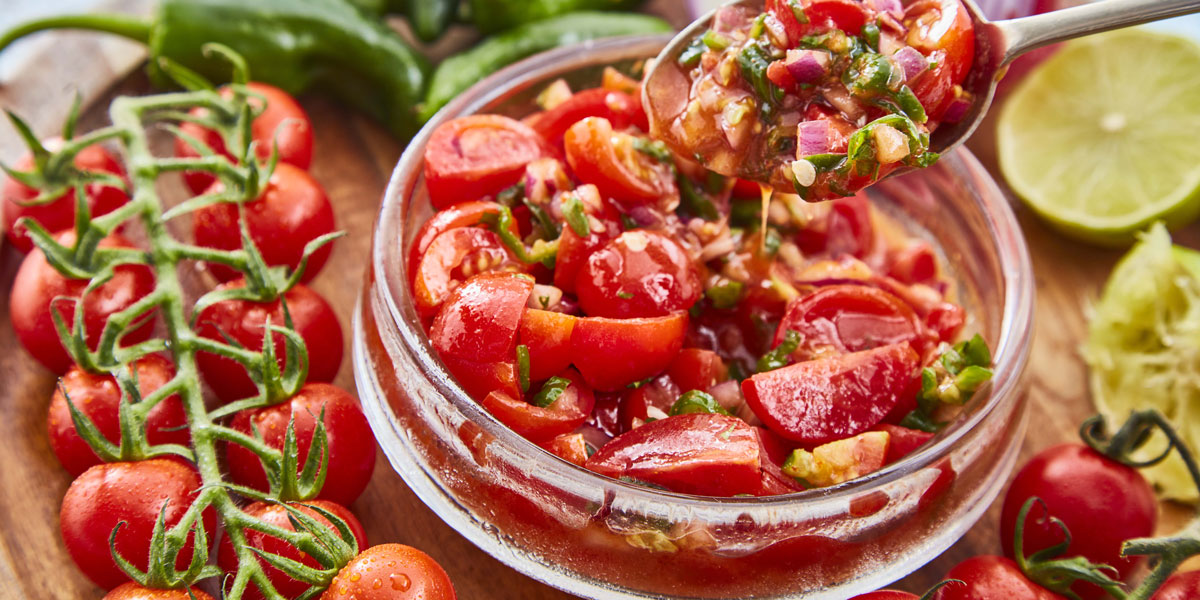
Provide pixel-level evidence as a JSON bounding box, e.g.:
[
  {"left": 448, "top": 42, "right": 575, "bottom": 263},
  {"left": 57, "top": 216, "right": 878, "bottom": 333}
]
[
  {"left": 785, "top": 49, "right": 831, "bottom": 84},
  {"left": 892, "top": 46, "right": 929, "bottom": 81},
  {"left": 943, "top": 95, "right": 972, "bottom": 123},
  {"left": 868, "top": 0, "right": 904, "bottom": 18},
  {"left": 712, "top": 5, "right": 752, "bottom": 33},
  {"left": 797, "top": 120, "right": 831, "bottom": 158}
]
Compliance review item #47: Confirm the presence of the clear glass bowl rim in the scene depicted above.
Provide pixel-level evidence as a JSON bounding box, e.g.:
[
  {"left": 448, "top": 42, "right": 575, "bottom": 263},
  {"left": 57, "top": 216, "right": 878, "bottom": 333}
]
[{"left": 368, "top": 34, "right": 1036, "bottom": 509}]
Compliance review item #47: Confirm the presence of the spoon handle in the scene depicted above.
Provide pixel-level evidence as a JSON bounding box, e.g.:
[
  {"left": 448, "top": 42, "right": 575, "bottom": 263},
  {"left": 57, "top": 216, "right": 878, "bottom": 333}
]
[{"left": 996, "top": 0, "right": 1200, "bottom": 64}]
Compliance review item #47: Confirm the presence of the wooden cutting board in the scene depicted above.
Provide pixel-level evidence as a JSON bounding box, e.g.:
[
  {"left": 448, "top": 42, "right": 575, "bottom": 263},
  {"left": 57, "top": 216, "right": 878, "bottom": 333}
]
[{"left": 0, "top": 4, "right": 1195, "bottom": 599}]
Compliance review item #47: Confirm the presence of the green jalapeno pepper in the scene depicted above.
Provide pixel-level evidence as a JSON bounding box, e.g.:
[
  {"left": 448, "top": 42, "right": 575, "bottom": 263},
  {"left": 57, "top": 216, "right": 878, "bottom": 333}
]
[
  {"left": 407, "top": 0, "right": 460, "bottom": 43},
  {"left": 468, "top": 0, "right": 648, "bottom": 34}
]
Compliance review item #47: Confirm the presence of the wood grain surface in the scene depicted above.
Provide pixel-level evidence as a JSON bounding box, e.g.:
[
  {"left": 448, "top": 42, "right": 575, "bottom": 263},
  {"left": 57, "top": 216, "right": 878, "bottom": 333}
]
[{"left": 0, "top": 4, "right": 1196, "bottom": 599}]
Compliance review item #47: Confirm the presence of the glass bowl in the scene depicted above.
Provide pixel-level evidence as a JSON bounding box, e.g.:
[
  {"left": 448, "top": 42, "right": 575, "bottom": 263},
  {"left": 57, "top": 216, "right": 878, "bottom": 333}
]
[{"left": 353, "top": 35, "right": 1035, "bottom": 600}]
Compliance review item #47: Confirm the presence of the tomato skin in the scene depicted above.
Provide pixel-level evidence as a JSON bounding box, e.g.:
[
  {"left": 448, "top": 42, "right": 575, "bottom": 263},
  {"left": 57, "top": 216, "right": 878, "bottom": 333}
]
[
  {"left": 999, "top": 444, "right": 1156, "bottom": 600},
  {"left": 424, "top": 115, "right": 549, "bottom": 210},
  {"left": 3, "top": 141, "right": 128, "bottom": 253},
  {"left": 10, "top": 231, "right": 156, "bottom": 374},
  {"left": 1152, "top": 571, "right": 1200, "bottom": 600},
  {"left": 873, "top": 424, "right": 934, "bottom": 464},
  {"left": 563, "top": 117, "right": 678, "bottom": 208},
  {"left": 540, "top": 433, "right": 590, "bottom": 466},
  {"left": 905, "top": 0, "right": 976, "bottom": 122},
  {"left": 526, "top": 88, "right": 648, "bottom": 144},
  {"left": 216, "top": 500, "right": 368, "bottom": 600},
  {"left": 586, "top": 413, "right": 761, "bottom": 496},
  {"left": 195, "top": 280, "right": 343, "bottom": 403},
  {"left": 321, "top": 543, "right": 456, "bottom": 600},
  {"left": 226, "top": 383, "right": 376, "bottom": 505},
  {"left": 407, "top": 200, "right": 515, "bottom": 284},
  {"left": 482, "top": 368, "right": 595, "bottom": 442},
  {"left": 774, "top": 284, "right": 930, "bottom": 362},
  {"left": 47, "top": 355, "right": 188, "bottom": 476},
  {"left": 743, "top": 343, "right": 920, "bottom": 445},
  {"left": 553, "top": 185, "right": 622, "bottom": 293},
  {"left": 850, "top": 592, "right": 918, "bottom": 600},
  {"left": 412, "top": 227, "right": 522, "bottom": 318},
  {"left": 571, "top": 312, "right": 689, "bottom": 391},
  {"left": 175, "top": 82, "right": 313, "bottom": 195},
  {"left": 431, "top": 272, "right": 533, "bottom": 400},
  {"left": 193, "top": 162, "right": 335, "bottom": 283},
  {"left": 60, "top": 459, "right": 214, "bottom": 590},
  {"left": 938, "top": 556, "right": 1066, "bottom": 600},
  {"left": 518, "top": 309, "right": 577, "bottom": 382},
  {"left": 103, "top": 583, "right": 216, "bottom": 600},
  {"left": 668, "top": 348, "right": 728, "bottom": 393},
  {"left": 576, "top": 230, "right": 701, "bottom": 319},
  {"left": 619, "top": 374, "right": 679, "bottom": 431}
]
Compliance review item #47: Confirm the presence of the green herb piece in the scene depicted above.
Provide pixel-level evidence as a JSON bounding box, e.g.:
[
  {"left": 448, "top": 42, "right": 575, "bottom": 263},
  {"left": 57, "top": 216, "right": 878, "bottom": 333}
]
[
  {"left": 516, "top": 344, "right": 531, "bottom": 394},
  {"left": 959, "top": 333, "right": 992, "bottom": 367},
  {"left": 626, "top": 377, "right": 653, "bottom": 389},
  {"left": 481, "top": 206, "right": 559, "bottom": 267},
  {"left": 679, "top": 37, "right": 707, "bottom": 68},
  {"left": 758, "top": 329, "right": 801, "bottom": 372},
  {"left": 894, "top": 85, "right": 928, "bottom": 124},
  {"left": 706, "top": 280, "right": 744, "bottom": 309},
  {"left": 632, "top": 137, "right": 674, "bottom": 164},
  {"left": 806, "top": 153, "right": 848, "bottom": 173},
  {"left": 679, "top": 175, "right": 720, "bottom": 221},
  {"left": 496, "top": 181, "right": 525, "bottom": 207},
  {"left": 669, "top": 390, "right": 732, "bottom": 416},
  {"left": 620, "top": 214, "right": 639, "bottom": 230},
  {"left": 845, "top": 52, "right": 898, "bottom": 95},
  {"left": 861, "top": 23, "right": 880, "bottom": 51},
  {"left": 730, "top": 198, "right": 761, "bottom": 228},
  {"left": 532, "top": 376, "right": 573, "bottom": 408},
  {"left": 737, "top": 41, "right": 783, "bottom": 108},
  {"left": 702, "top": 29, "right": 732, "bottom": 51},
  {"left": 728, "top": 361, "right": 748, "bottom": 382},
  {"left": 749, "top": 14, "right": 767, "bottom": 39},
  {"left": 562, "top": 194, "right": 592, "bottom": 237},
  {"left": 617, "top": 291, "right": 635, "bottom": 299},
  {"left": 524, "top": 199, "right": 559, "bottom": 239},
  {"left": 787, "top": 0, "right": 810, "bottom": 24}
]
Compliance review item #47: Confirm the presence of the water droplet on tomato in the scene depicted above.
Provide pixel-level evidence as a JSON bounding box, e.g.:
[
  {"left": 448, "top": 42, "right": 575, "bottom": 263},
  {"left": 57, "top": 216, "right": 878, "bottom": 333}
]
[
  {"left": 391, "top": 573, "right": 412, "bottom": 591},
  {"left": 372, "top": 578, "right": 383, "bottom": 590},
  {"left": 349, "top": 572, "right": 361, "bottom": 582}
]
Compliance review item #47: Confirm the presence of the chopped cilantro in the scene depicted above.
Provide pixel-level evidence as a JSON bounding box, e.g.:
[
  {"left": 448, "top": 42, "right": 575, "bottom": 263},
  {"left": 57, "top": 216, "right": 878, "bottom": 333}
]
[
  {"left": 669, "top": 390, "right": 732, "bottom": 416},
  {"left": 531, "top": 376, "right": 572, "bottom": 408},
  {"left": 757, "top": 329, "right": 801, "bottom": 372}
]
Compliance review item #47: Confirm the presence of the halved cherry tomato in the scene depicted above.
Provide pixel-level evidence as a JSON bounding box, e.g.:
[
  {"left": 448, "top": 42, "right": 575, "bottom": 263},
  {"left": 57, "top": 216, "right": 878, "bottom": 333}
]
[
  {"left": 668, "top": 348, "right": 728, "bottom": 394},
  {"left": 193, "top": 162, "right": 335, "bottom": 283},
  {"left": 518, "top": 308, "right": 577, "bottom": 382},
  {"left": 540, "top": 432, "right": 590, "bottom": 466},
  {"left": 873, "top": 423, "right": 934, "bottom": 464},
  {"left": 586, "top": 413, "right": 761, "bottom": 496},
  {"left": 482, "top": 368, "right": 595, "bottom": 442},
  {"left": 424, "top": 115, "right": 550, "bottom": 210},
  {"left": 564, "top": 117, "right": 678, "bottom": 208},
  {"left": 526, "top": 88, "right": 648, "bottom": 145},
  {"left": 905, "top": 0, "right": 976, "bottom": 121},
  {"left": 431, "top": 272, "right": 533, "bottom": 400},
  {"left": 888, "top": 241, "right": 939, "bottom": 285},
  {"left": 571, "top": 312, "right": 688, "bottom": 391},
  {"left": 576, "top": 229, "right": 701, "bottom": 319},
  {"left": 413, "top": 227, "right": 523, "bottom": 318},
  {"left": 553, "top": 184, "right": 622, "bottom": 293},
  {"left": 742, "top": 343, "right": 920, "bottom": 445},
  {"left": 175, "top": 82, "right": 313, "bottom": 195},
  {"left": 938, "top": 556, "right": 1065, "bottom": 600},
  {"left": 407, "top": 200, "right": 517, "bottom": 284},
  {"left": 774, "top": 284, "right": 929, "bottom": 361},
  {"left": 3, "top": 140, "right": 128, "bottom": 253}
]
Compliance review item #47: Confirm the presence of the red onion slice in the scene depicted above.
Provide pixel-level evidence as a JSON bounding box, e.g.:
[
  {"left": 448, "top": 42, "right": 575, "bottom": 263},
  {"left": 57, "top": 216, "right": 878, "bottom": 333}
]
[
  {"left": 785, "top": 49, "right": 831, "bottom": 84},
  {"left": 797, "top": 120, "right": 831, "bottom": 158},
  {"left": 892, "top": 46, "right": 929, "bottom": 81}
]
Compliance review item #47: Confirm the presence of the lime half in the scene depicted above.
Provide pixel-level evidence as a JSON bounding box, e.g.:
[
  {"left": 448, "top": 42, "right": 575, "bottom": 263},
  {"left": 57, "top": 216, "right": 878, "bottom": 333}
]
[
  {"left": 997, "top": 30, "right": 1200, "bottom": 245},
  {"left": 1086, "top": 224, "right": 1200, "bottom": 500}
]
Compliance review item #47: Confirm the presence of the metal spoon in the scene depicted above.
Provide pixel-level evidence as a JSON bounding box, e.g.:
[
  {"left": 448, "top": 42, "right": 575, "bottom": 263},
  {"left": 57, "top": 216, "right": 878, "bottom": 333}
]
[{"left": 643, "top": 0, "right": 1200, "bottom": 186}]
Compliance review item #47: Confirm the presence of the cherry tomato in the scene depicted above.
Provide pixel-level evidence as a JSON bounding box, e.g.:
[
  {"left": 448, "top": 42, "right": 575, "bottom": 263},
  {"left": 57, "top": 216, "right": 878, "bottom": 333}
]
[
  {"left": 482, "top": 368, "right": 595, "bottom": 442},
  {"left": 526, "top": 88, "right": 648, "bottom": 145},
  {"left": 999, "top": 444, "right": 1156, "bottom": 600},
  {"left": 424, "top": 115, "right": 550, "bottom": 210},
  {"left": 849, "top": 592, "right": 917, "bottom": 600},
  {"left": 60, "top": 459, "right": 214, "bottom": 590},
  {"left": 226, "top": 383, "right": 376, "bottom": 505},
  {"left": 926, "top": 301, "right": 967, "bottom": 343},
  {"left": 576, "top": 230, "right": 701, "bottom": 319},
  {"left": 10, "top": 231, "right": 156, "bottom": 374},
  {"left": 195, "top": 279, "right": 343, "bottom": 403},
  {"left": 585, "top": 413, "right": 761, "bottom": 496},
  {"left": 938, "top": 556, "right": 1065, "bottom": 600},
  {"left": 553, "top": 184, "right": 623, "bottom": 293},
  {"left": 540, "top": 432, "right": 590, "bottom": 466},
  {"left": 406, "top": 200, "right": 517, "bottom": 284},
  {"left": 216, "top": 500, "right": 368, "bottom": 600},
  {"left": 742, "top": 343, "right": 920, "bottom": 445},
  {"left": 799, "top": 194, "right": 876, "bottom": 259},
  {"left": 430, "top": 272, "right": 533, "bottom": 400},
  {"left": 322, "top": 543, "right": 456, "bottom": 600},
  {"left": 888, "top": 241, "right": 939, "bottom": 285},
  {"left": 103, "top": 583, "right": 215, "bottom": 600},
  {"left": 193, "top": 162, "right": 335, "bottom": 283},
  {"left": 564, "top": 117, "right": 678, "bottom": 208},
  {"left": 47, "top": 354, "right": 188, "bottom": 476},
  {"left": 571, "top": 312, "right": 689, "bottom": 391},
  {"left": 1153, "top": 570, "right": 1200, "bottom": 600},
  {"left": 175, "top": 82, "right": 313, "bottom": 195},
  {"left": 518, "top": 308, "right": 577, "bottom": 382},
  {"left": 668, "top": 348, "right": 728, "bottom": 394},
  {"left": 905, "top": 0, "right": 976, "bottom": 122},
  {"left": 775, "top": 284, "right": 930, "bottom": 362},
  {"left": 768, "top": 0, "right": 871, "bottom": 43},
  {"left": 412, "top": 227, "right": 523, "bottom": 318},
  {"left": 3, "top": 140, "right": 128, "bottom": 253}
]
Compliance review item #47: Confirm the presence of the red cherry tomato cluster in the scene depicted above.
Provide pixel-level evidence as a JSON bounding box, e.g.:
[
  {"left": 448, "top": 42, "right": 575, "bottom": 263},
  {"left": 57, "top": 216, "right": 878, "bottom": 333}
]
[
  {"left": 412, "top": 69, "right": 983, "bottom": 498},
  {"left": 6, "top": 83, "right": 454, "bottom": 599}
]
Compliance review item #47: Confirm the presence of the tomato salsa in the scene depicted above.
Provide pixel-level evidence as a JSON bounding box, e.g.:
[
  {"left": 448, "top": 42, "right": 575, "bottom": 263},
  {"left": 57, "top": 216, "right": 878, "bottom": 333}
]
[
  {"left": 411, "top": 64, "right": 991, "bottom": 498},
  {"left": 648, "top": 0, "right": 975, "bottom": 200}
]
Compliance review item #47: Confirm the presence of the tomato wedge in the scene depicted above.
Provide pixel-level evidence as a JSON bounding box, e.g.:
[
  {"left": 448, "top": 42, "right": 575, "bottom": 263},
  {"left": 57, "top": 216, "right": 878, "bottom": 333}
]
[
  {"left": 585, "top": 413, "right": 761, "bottom": 496},
  {"left": 668, "top": 348, "right": 728, "bottom": 394},
  {"left": 526, "top": 88, "right": 648, "bottom": 145},
  {"left": 571, "top": 312, "right": 688, "bottom": 391},
  {"left": 482, "top": 368, "right": 595, "bottom": 442},
  {"left": 540, "top": 432, "right": 591, "bottom": 466},
  {"left": 424, "top": 115, "right": 550, "bottom": 209},
  {"left": 768, "top": 0, "right": 871, "bottom": 44},
  {"left": 431, "top": 272, "right": 533, "bottom": 400},
  {"left": 564, "top": 117, "right": 678, "bottom": 208},
  {"left": 774, "top": 284, "right": 928, "bottom": 361},
  {"left": 413, "top": 227, "right": 523, "bottom": 318},
  {"left": 576, "top": 230, "right": 702, "bottom": 319},
  {"left": 518, "top": 309, "right": 577, "bottom": 382},
  {"left": 407, "top": 200, "right": 517, "bottom": 283},
  {"left": 742, "top": 343, "right": 920, "bottom": 445},
  {"left": 552, "top": 184, "right": 622, "bottom": 293},
  {"left": 905, "top": 0, "right": 976, "bottom": 121}
]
